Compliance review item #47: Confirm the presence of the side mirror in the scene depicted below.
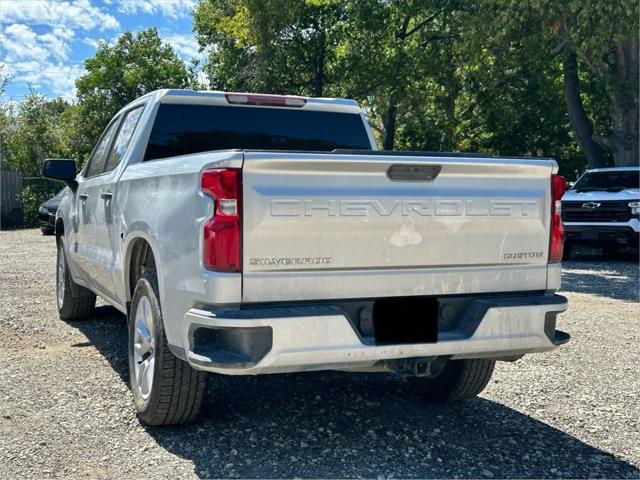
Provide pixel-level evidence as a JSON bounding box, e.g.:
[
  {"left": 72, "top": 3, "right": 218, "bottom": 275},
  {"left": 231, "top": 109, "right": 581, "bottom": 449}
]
[{"left": 42, "top": 159, "right": 78, "bottom": 190}]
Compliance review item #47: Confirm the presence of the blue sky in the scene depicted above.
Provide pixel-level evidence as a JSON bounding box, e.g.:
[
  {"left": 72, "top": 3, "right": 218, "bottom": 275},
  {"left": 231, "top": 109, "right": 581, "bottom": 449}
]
[{"left": 1, "top": 0, "right": 201, "bottom": 101}]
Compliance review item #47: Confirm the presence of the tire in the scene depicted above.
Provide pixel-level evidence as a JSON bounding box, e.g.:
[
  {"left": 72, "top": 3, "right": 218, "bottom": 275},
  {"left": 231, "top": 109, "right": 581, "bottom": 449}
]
[
  {"left": 56, "top": 239, "right": 96, "bottom": 321},
  {"left": 41, "top": 226, "right": 55, "bottom": 235},
  {"left": 410, "top": 358, "right": 495, "bottom": 402},
  {"left": 128, "top": 269, "right": 207, "bottom": 425}
]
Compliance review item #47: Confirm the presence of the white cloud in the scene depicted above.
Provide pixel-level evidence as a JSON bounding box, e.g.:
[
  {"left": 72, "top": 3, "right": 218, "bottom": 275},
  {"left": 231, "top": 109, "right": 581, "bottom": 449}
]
[
  {"left": 39, "top": 27, "right": 75, "bottom": 61},
  {"left": 1, "top": 24, "right": 50, "bottom": 62},
  {"left": 4, "top": 60, "right": 85, "bottom": 100},
  {"left": 79, "top": 32, "right": 202, "bottom": 60},
  {"left": 1, "top": 24, "right": 73, "bottom": 62},
  {"left": 0, "top": 0, "right": 117, "bottom": 100},
  {"left": 1, "top": 0, "right": 119, "bottom": 31},
  {"left": 82, "top": 37, "right": 102, "bottom": 49},
  {"left": 163, "top": 33, "right": 201, "bottom": 60},
  {"left": 0, "top": 1, "right": 199, "bottom": 100},
  {"left": 1, "top": 23, "right": 83, "bottom": 99},
  {"left": 114, "top": 0, "right": 196, "bottom": 19}
]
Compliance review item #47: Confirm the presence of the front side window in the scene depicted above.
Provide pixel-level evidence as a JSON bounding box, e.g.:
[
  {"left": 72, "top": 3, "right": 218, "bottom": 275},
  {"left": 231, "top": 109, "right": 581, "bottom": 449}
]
[
  {"left": 104, "top": 107, "right": 144, "bottom": 173},
  {"left": 144, "top": 104, "right": 373, "bottom": 161},
  {"left": 85, "top": 119, "right": 120, "bottom": 178}
]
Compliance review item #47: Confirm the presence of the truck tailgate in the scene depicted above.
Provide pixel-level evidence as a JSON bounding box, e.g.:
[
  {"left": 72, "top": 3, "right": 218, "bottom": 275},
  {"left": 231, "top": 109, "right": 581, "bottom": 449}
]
[{"left": 241, "top": 152, "right": 556, "bottom": 302}]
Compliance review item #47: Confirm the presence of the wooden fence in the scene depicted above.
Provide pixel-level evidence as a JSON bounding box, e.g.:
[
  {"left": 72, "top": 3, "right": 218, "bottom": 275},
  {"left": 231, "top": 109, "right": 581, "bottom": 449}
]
[{"left": 1, "top": 170, "right": 22, "bottom": 229}]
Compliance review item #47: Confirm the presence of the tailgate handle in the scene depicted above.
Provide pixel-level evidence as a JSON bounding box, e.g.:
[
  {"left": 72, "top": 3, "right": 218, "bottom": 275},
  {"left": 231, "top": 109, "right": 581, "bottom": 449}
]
[{"left": 387, "top": 164, "right": 441, "bottom": 181}]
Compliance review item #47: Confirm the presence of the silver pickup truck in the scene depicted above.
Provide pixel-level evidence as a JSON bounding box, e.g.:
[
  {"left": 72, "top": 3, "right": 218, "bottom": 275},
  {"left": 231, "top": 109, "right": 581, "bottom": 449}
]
[{"left": 43, "top": 89, "right": 569, "bottom": 425}]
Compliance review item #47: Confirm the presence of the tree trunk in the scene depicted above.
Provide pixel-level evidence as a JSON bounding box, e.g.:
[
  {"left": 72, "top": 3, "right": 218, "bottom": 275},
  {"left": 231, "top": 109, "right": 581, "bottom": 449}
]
[
  {"left": 562, "top": 51, "right": 606, "bottom": 169},
  {"left": 441, "top": 53, "right": 458, "bottom": 151},
  {"left": 608, "top": 94, "right": 639, "bottom": 166},
  {"left": 441, "top": 13, "right": 457, "bottom": 150},
  {"left": 607, "top": 39, "right": 639, "bottom": 167},
  {"left": 311, "top": 30, "right": 326, "bottom": 97},
  {"left": 382, "top": 95, "right": 398, "bottom": 150}
]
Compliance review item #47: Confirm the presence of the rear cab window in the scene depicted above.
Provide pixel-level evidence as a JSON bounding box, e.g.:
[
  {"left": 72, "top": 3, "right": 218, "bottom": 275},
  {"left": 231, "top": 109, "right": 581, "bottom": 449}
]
[{"left": 144, "top": 104, "right": 373, "bottom": 161}]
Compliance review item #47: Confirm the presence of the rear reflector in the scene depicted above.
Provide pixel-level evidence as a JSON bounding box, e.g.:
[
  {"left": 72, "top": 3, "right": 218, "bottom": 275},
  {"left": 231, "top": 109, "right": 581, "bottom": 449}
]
[
  {"left": 201, "top": 169, "right": 242, "bottom": 272},
  {"left": 548, "top": 174, "right": 566, "bottom": 263},
  {"left": 225, "top": 92, "right": 307, "bottom": 108}
]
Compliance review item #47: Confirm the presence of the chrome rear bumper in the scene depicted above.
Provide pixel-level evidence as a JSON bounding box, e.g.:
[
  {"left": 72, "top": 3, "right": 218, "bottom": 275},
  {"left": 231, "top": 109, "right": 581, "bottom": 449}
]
[{"left": 180, "top": 294, "right": 568, "bottom": 375}]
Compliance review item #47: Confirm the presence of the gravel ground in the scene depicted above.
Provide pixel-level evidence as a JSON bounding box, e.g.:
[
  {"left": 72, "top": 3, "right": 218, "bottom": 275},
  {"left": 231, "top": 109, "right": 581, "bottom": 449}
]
[{"left": 0, "top": 229, "right": 638, "bottom": 479}]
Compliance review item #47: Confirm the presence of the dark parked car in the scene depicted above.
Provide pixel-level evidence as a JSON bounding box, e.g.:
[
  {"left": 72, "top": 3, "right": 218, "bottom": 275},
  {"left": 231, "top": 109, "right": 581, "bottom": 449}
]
[{"left": 38, "top": 188, "right": 67, "bottom": 235}]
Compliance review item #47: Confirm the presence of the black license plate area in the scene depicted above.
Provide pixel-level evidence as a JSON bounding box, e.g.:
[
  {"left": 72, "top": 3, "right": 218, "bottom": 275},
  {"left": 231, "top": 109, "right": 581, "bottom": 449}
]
[{"left": 373, "top": 297, "right": 438, "bottom": 345}]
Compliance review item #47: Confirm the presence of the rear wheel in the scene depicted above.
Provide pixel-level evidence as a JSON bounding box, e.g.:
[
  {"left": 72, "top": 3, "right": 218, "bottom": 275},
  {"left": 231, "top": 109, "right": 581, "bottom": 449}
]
[
  {"left": 56, "top": 239, "right": 96, "bottom": 320},
  {"left": 128, "top": 270, "right": 207, "bottom": 425},
  {"left": 410, "top": 358, "right": 495, "bottom": 402}
]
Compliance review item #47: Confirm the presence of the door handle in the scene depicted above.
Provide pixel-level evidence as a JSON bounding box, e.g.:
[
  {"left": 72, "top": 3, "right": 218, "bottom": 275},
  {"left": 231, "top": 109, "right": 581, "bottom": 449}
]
[
  {"left": 100, "top": 192, "right": 113, "bottom": 200},
  {"left": 78, "top": 194, "right": 88, "bottom": 201}
]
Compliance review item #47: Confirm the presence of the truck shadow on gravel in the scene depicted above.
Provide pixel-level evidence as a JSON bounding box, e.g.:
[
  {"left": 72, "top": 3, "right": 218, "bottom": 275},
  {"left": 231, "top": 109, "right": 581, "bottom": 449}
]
[{"left": 73, "top": 306, "right": 639, "bottom": 479}]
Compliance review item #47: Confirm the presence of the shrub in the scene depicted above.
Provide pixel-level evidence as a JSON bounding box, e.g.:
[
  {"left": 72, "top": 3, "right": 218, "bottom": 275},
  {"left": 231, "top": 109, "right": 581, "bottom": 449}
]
[{"left": 17, "top": 185, "right": 57, "bottom": 228}]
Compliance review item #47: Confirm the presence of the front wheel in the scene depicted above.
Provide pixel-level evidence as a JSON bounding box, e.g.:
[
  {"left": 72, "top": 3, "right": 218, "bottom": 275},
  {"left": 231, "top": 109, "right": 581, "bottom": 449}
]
[
  {"left": 128, "top": 270, "right": 207, "bottom": 425},
  {"left": 409, "top": 358, "right": 495, "bottom": 402},
  {"left": 56, "top": 239, "right": 96, "bottom": 320}
]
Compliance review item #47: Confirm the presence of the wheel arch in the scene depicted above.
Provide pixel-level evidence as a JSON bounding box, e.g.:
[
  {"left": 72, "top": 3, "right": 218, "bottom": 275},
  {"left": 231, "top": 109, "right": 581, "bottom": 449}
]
[
  {"left": 124, "top": 232, "right": 163, "bottom": 305},
  {"left": 55, "top": 217, "right": 64, "bottom": 240}
]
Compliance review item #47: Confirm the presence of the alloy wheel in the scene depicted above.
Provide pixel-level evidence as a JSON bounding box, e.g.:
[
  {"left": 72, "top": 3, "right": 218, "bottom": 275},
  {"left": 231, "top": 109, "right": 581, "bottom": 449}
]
[{"left": 133, "top": 295, "right": 156, "bottom": 401}]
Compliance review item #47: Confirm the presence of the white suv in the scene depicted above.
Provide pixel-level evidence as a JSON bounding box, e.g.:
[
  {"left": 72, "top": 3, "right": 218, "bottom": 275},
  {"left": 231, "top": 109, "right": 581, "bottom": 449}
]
[{"left": 561, "top": 167, "right": 640, "bottom": 258}]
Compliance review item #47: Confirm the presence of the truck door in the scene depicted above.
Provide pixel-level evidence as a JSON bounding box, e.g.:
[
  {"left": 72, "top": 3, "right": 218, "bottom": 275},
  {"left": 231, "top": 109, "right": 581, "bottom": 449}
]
[
  {"left": 72, "top": 117, "right": 121, "bottom": 296},
  {"left": 90, "top": 106, "right": 145, "bottom": 303}
]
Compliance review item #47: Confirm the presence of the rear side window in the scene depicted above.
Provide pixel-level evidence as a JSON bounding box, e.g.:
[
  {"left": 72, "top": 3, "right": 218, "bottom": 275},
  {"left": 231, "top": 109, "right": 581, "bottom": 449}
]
[
  {"left": 85, "top": 119, "right": 120, "bottom": 178},
  {"left": 104, "top": 106, "right": 144, "bottom": 173},
  {"left": 144, "top": 104, "right": 372, "bottom": 161}
]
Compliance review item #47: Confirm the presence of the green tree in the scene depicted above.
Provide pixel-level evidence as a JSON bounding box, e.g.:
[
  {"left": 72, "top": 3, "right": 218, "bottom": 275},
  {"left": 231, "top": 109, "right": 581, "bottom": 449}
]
[
  {"left": 335, "top": 0, "right": 460, "bottom": 150},
  {"left": 526, "top": 0, "right": 638, "bottom": 167},
  {"left": 0, "top": 65, "right": 14, "bottom": 170},
  {"left": 194, "top": 0, "right": 343, "bottom": 96},
  {"left": 196, "top": 0, "right": 636, "bottom": 170},
  {"left": 2, "top": 92, "right": 70, "bottom": 175},
  {"left": 446, "top": 5, "right": 578, "bottom": 161},
  {"left": 194, "top": 0, "right": 463, "bottom": 150},
  {"left": 75, "top": 28, "right": 195, "bottom": 158},
  {"left": 56, "top": 104, "right": 96, "bottom": 166}
]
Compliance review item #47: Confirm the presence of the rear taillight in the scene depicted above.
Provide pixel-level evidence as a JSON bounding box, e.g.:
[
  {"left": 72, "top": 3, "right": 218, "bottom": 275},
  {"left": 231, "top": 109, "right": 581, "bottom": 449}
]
[
  {"left": 201, "top": 168, "right": 241, "bottom": 271},
  {"left": 549, "top": 174, "right": 566, "bottom": 263}
]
